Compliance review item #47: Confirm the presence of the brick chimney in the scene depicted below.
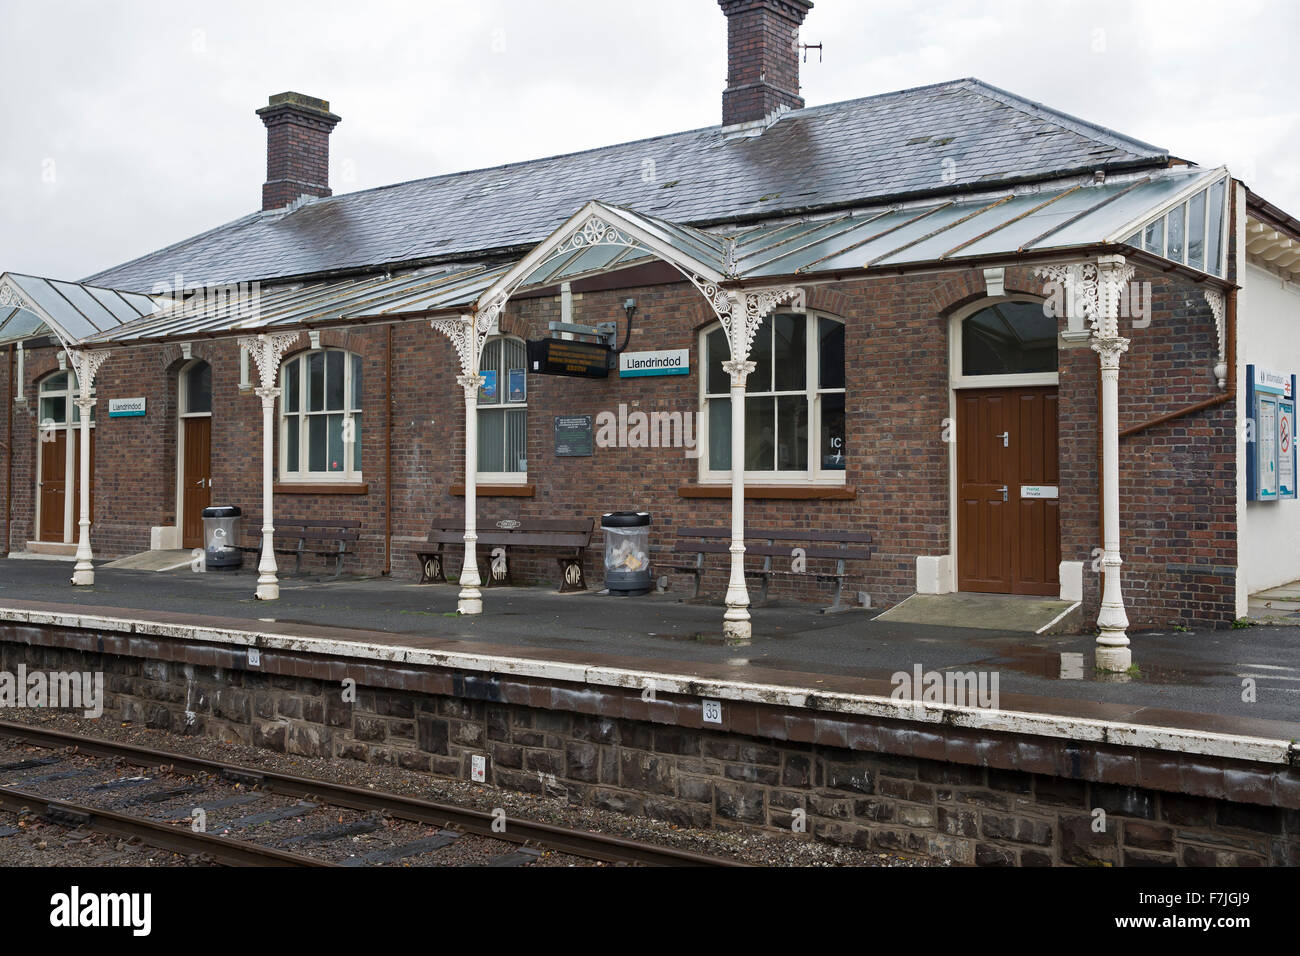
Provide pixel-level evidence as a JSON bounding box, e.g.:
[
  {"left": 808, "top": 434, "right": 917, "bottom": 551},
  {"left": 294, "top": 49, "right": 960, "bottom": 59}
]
[
  {"left": 256, "top": 92, "right": 341, "bottom": 211},
  {"left": 719, "top": 0, "right": 813, "bottom": 127}
]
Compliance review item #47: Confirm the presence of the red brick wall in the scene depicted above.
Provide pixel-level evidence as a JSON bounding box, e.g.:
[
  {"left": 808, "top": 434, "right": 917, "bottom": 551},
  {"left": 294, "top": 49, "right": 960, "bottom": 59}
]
[{"left": 0, "top": 262, "right": 1237, "bottom": 628}]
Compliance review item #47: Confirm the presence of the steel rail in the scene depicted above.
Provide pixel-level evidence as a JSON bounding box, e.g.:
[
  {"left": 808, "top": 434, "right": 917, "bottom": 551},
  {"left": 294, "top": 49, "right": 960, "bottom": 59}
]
[
  {"left": 0, "top": 721, "right": 745, "bottom": 867},
  {"left": 0, "top": 782, "right": 334, "bottom": 867}
]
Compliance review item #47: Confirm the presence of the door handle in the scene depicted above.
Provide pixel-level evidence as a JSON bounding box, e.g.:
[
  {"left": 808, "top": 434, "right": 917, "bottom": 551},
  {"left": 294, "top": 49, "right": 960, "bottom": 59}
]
[
  {"left": 996, "top": 485, "right": 1008, "bottom": 502},
  {"left": 995, "top": 431, "right": 1009, "bottom": 447}
]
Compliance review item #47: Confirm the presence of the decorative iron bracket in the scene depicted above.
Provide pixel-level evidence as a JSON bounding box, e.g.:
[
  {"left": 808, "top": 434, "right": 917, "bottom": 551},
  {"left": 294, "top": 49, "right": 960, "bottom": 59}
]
[
  {"left": 66, "top": 349, "right": 111, "bottom": 406},
  {"left": 1035, "top": 257, "right": 1135, "bottom": 340},
  {"left": 238, "top": 332, "right": 301, "bottom": 392},
  {"left": 1204, "top": 290, "right": 1227, "bottom": 390}
]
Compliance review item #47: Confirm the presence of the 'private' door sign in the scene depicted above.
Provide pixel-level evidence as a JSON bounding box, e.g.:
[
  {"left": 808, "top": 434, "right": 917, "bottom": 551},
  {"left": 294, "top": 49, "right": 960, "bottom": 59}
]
[{"left": 1020, "top": 485, "right": 1058, "bottom": 499}]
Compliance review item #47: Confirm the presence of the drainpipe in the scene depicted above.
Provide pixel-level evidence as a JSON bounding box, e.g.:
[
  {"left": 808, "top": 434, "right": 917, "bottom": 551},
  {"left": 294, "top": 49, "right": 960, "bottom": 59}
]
[
  {"left": 3, "top": 344, "right": 11, "bottom": 557},
  {"left": 383, "top": 324, "right": 392, "bottom": 575}
]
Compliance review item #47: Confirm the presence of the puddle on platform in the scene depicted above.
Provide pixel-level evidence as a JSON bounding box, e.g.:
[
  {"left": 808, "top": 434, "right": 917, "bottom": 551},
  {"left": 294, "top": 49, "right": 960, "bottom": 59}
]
[
  {"left": 645, "top": 631, "right": 757, "bottom": 648},
  {"left": 975, "top": 643, "right": 1235, "bottom": 686}
]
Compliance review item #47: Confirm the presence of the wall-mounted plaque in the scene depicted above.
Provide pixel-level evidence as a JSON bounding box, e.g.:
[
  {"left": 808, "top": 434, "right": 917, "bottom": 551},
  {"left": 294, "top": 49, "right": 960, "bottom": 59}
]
[{"left": 554, "top": 415, "right": 594, "bottom": 457}]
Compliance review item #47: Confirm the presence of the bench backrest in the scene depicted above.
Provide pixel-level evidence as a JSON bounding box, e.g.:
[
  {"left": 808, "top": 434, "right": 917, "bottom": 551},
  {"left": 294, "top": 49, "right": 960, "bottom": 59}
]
[
  {"left": 241, "top": 518, "right": 360, "bottom": 542},
  {"left": 673, "top": 526, "right": 871, "bottom": 560},
  {"left": 426, "top": 517, "right": 594, "bottom": 548}
]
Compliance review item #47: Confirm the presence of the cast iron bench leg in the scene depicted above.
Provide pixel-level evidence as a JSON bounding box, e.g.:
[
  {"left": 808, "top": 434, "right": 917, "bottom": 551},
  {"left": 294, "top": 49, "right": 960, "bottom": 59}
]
[
  {"left": 558, "top": 552, "right": 586, "bottom": 592},
  {"left": 821, "top": 558, "right": 850, "bottom": 614},
  {"left": 417, "top": 551, "right": 442, "bottom": 584}
]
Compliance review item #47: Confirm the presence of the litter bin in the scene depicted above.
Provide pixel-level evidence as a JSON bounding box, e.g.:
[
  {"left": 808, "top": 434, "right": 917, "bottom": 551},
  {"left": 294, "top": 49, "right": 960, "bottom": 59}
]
[
  {"left": 602, "top": 511, "right": 651, "bottom": 596},
  {"left": 201, "top": 505, "right": 243, "bottom": 570}
]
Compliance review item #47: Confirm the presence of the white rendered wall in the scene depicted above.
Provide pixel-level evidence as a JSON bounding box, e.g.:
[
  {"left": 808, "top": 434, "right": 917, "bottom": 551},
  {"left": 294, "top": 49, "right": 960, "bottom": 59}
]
[{"left": 1239, "top": 259, "right": 1300, "bottom": 597}]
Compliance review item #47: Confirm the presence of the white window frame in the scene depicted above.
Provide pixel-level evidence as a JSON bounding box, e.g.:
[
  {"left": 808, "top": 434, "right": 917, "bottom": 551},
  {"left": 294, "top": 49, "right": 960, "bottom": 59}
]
[
  {"left": 1119, "top": 175, "right": 1232, "bottom": 278},
  {"left": 697, "top": 310, "right": 847, "bottom": 486},
  {"left": 949, "top": 296, "right": 1061, "bottom": 391},
  {"left": 37, "top": 369, "right": 94, "bottom": 429},
  {"left": 477, "top": 335, "right": 528, "bottom": 484},
  {"left": 278, "top": 348, "right": 364, "bottom": 484}
]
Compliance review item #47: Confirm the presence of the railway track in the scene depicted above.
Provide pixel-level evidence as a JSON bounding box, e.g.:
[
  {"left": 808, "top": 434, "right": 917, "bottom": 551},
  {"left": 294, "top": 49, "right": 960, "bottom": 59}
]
[{"left": 0, "top": 720, "right": 744, "bottom": 868}]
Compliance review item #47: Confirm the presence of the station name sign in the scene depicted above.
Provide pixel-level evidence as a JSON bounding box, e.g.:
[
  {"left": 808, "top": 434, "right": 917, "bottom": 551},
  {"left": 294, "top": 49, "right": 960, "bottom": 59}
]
[
  {"left": 619, "top": 349, "right": 689, "bottom": 378},
  {"left": 108, "top": 397, "right": 146, "bottom": 418},
  {"left": 528, "top": 338, "right": 609, "bottom": 379}
]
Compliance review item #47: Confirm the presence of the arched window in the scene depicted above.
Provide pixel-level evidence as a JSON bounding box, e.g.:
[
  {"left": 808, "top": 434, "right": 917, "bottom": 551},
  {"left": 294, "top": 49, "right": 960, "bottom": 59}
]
[
  {"left": 958, "top": 301, "right": 1058, "bottom": 379},
  {"left": 477, "top": 336, "right": 527, "bottom": 480},
  {"left": 700, "top": 312, "right": 845, "bottom": 481},
  {"left": 38, "top": 370, "right": 94, "bottom": 429},
  {"left": 180, "top": 360, "right": 212, "bottom": 415},
  {"left": 279, "top": 348, "right": 363, "bottom": 482}
]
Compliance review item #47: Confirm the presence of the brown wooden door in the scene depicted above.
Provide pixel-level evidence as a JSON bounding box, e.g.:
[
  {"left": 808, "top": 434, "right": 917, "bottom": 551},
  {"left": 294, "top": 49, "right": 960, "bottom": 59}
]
[
  {"left": 181, "top": 417, "right": 212, "bottom": 549},
  {"left": 38, "top": 431, "right": 67, "bottom": 542},
  {"left": 957, "top": 386, "right": 1059, "bottom": 595}
]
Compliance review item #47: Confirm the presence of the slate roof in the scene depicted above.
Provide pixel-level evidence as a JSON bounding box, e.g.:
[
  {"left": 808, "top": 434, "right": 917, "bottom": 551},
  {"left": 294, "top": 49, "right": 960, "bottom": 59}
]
[{"left": 84, "top": 78, "right": 1169, "bottom": 292}]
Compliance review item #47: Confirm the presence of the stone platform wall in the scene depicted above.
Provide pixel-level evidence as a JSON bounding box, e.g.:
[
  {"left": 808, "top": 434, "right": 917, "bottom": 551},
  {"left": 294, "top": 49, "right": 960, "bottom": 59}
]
[{"left": 1, "top": 627, "right": 1296, "bottom": 867}]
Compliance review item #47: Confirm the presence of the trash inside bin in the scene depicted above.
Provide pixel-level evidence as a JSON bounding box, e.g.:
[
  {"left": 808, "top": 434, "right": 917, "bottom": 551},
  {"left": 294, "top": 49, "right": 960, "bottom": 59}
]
[
  {"left": 602, "top": 511, "right": 651, "bottom": 596},
  {"left": 201, "top": 506, "right": 243, "bottom": 570}
]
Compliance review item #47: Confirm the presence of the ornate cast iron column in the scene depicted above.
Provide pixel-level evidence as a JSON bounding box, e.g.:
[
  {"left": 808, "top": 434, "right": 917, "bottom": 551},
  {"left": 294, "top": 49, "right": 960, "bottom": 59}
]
[
  {"left": 67, "top": 348, "right": 110, "bottom": 587},
  {"left": 1037, "top": 256, "right": 1135, "bottom": 671},
  {"left": 432, "top": 299, "right": 503, "bottom": 615},
  {"left": 238, "top": 332, "right": 301, "bottom": 601}
]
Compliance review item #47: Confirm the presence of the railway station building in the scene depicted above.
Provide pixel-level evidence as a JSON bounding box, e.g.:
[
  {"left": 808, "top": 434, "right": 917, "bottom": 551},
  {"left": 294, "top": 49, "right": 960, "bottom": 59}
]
[{"left": 1, "top": 0, "right": 1298, "bottom": 670}]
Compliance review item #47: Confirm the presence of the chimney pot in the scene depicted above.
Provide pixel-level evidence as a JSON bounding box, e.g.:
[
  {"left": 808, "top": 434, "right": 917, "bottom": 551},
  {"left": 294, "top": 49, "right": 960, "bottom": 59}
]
[
  {"left": 256, "top": 92, "right": 342, "bottom": 211},
  {"left": 719, "top": 0, "right": 813, "bottom": 127}
]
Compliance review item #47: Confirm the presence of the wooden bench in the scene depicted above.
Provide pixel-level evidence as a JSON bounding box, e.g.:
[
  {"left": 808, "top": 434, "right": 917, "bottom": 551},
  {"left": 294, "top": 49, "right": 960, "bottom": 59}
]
[
  {"left": 669, "top": 526, "right": 872, "bottom": 612},
  {"left": 414, "top": 517, "right": 594, "bottom": 592},
  {"left": 237, "top": 518, "right": 361, "bottom": 578}
]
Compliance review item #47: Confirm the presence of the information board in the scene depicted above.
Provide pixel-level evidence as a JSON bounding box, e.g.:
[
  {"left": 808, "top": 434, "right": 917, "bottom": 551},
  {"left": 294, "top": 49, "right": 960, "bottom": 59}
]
[
  {"left": 528, "top": 339, "right": 610, "bottom": 378},
  {"left": 1280, "top": 399, "right": 1296, "bottom": 498},
  {"left": 1247, "top": 364, "right": 1297, "bottom": 502},
  {"left": 554, "top": 415, "right": 594, "bottom": 457}
]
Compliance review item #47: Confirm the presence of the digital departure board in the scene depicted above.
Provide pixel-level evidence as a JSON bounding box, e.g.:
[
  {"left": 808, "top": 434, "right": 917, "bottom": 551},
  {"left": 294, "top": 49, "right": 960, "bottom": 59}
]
[{"left": 527, "top": 338, "right": 610, "bottom": 378}]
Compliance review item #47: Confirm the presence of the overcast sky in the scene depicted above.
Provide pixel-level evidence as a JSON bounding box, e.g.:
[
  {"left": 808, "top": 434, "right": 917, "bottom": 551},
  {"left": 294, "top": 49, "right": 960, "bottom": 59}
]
[{"left": 1, "top": 0, "right": 1296, "bottom": 282}]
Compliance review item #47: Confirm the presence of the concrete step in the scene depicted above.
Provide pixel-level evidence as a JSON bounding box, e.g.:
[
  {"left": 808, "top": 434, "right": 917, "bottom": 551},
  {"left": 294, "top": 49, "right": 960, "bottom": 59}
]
[
  {"left": 23, "top": 541, "right": 76, "bottom": 556},
  {"left": 873, "top": 593, "right": 1081, "bottom": 634},
  {"left": 1250, "top": 597, "right": 1300, "bottom": 613},
  {"left": 101, "top": 549, "right": 192, "bottom": 572},
  {"left": 1251, "top": 581, "right": 1300, "bottom": 601}
]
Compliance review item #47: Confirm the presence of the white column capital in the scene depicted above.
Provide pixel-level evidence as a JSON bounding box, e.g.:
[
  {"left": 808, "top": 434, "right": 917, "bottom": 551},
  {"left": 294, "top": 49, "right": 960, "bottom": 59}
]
[
  {"left": 254, "top": 384, "right": 281, "bottom": 406},
  {"left": 1090, "top": 336, "right": 1130, "bottom": 369},
  {"left": 456, "top": 372, "right": 486, "bottom": 394},
  {"left": 722, "top": 358, "right": 756, "bottom": 386}
]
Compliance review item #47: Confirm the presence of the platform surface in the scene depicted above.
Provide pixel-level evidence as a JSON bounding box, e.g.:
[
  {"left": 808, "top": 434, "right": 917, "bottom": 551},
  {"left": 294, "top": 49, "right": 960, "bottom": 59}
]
[{"left": 1, "top": 558, "right": 1297, "bottom": 740}]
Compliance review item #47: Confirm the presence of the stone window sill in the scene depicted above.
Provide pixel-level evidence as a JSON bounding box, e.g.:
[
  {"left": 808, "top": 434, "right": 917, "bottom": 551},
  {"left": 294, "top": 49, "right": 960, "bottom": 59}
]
[
  {"left": 274, "top": 482, "right": 369, "bottom": 495},
  {"left": 677, "top": 485, "right": 856, "bottom": 500}
]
